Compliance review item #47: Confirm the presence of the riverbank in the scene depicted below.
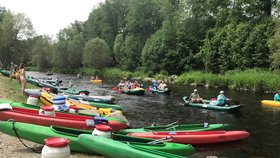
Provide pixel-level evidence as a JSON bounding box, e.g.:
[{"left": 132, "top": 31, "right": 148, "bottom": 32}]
[
  {"left": 0, "top": 75, "right": 102, "bottom": 158},
  {"left": 29, "top": 67, "right": 280, "bottom": 93}
]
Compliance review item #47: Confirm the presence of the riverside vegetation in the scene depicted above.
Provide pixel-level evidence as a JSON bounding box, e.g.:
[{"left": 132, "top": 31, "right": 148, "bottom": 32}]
[{"left": 27, "top": 67, "right": 280, "bottom": 93}]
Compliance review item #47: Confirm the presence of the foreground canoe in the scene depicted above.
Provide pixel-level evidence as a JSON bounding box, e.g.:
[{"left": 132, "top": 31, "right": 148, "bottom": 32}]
[
  {"left": 183, "top": 97, "right": 243, "bottom": 112},
  {"left": 261, "top": 100, "right": 280, "bottom": 107},
  {"left": 128, "top": 130, "right": 250, "bottom": 144},
  {"left": 0, "top": 106, "right": 127, "bottom": 131},
  {"left": 68, "top": 95, "right": 116, "bottom": 104},
  {"left": 120, "top": 87, "right": 145, "bottom": 95},
  {"left": 0, "top": 100, "right": 126, "bottom": 125},
  {"left": 118, "top": 123, "right": 229, "bottom": 134},
  {"left": 149, "top": 86, "right": 171, "bottom": 94},
  {"left": 0, "top": 121, "right": 194, "bottom": 156},
  {"left": 78, "top": 134, "right": 186, "bottom": 158}
]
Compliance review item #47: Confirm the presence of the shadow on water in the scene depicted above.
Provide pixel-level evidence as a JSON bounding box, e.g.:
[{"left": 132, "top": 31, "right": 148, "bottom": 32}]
[{"left": 27, "top": 71, "right": 280, "bottom": 158}]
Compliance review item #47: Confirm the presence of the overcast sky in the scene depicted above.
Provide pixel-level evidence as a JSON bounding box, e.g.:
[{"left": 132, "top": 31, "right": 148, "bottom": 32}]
[{"left": 0, "top": 0, "right": 104, "bottom": 37}]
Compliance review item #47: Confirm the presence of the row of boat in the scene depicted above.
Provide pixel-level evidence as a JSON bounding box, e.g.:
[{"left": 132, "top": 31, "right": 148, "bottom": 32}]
[{"left": 0, "top": 70, "right": 251, "bottom": 157}]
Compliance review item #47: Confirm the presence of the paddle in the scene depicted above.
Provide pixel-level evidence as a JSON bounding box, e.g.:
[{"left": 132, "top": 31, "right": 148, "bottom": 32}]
[
  {"left": 147, "top": 136, "right": 173, "bottom": 144},
  {"left": 166, "top": 124, "right": 179, "bottom": 130},
  {"left": 165, "top": 121, "right": 179, "bottom": 127}
]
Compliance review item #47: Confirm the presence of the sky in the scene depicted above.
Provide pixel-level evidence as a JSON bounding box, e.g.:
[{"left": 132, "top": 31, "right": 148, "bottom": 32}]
[{"left": 0, "top": 0, "right": 104, "bottom": 38}]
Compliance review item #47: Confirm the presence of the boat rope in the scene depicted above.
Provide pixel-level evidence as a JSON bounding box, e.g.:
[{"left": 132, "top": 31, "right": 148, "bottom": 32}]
[{"left": 11, "top": 120, "right": 41, "bottom": 153}]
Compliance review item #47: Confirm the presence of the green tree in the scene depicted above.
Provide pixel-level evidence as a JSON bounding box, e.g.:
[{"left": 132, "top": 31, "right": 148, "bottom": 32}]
[
  {"left": 30, "top": 36, "right": 52, "bottom": 69},
  {"left": 82, "top": 38, "right": 112, "bottom": 69}
]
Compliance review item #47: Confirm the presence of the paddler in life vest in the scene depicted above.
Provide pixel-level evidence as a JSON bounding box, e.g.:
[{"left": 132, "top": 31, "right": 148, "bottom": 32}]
[{"left": 274, "top": 91, "right": 280, "bottom": 101}]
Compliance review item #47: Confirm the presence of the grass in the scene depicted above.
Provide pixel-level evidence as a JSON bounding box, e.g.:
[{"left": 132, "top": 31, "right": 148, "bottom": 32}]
[{"left": 0, "top": 75, "right": 38, "bottom": 102}]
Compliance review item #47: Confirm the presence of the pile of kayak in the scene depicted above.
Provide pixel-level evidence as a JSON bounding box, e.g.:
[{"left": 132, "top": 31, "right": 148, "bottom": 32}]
[{"left": 0, "top": 72, "right": 251, "bottom": 158}]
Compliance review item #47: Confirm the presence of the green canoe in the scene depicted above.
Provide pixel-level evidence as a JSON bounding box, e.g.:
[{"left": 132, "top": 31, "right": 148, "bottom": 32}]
[
  {"left": 0, "top": 121, "right": 195, "bottom": 156},
  {"left": 58, "top": 87, "right": 90, "bottom": 95},
  {"left": 183, "top": 96, "right": 243, "bottom": 112},
  {"left": 71, "top": 99, "right": 123, "bottom": 111},
  {"left": 78, "top": 134, "right": 187, "bottom": 158},
  {"left": 118, "top": 122, "right": 229, "bottom": 134},
  {"left": 0, "top": 99, "right": 125, "bottom": 124}
]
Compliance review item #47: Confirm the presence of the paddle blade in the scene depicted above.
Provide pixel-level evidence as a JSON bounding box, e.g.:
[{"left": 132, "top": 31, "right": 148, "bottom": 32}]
[{"left": 112, "top": 86, "right": 117, "bottom": 91}]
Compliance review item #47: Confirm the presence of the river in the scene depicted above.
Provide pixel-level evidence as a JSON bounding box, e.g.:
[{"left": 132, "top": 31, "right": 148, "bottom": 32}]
[{"left": 28, "top": 71, "right": 280, "bottom": 158}]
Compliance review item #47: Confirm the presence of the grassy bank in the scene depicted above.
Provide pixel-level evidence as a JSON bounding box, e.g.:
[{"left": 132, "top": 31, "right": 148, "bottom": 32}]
[
  {"left": 0, "top": 75, "right": 37, "bottom": 102},
  {"left": 26, "top": 66, "right": 280, "bottom": 93},
  {"left": 176, "top": 69, "right": 280, "bottom": 92}
]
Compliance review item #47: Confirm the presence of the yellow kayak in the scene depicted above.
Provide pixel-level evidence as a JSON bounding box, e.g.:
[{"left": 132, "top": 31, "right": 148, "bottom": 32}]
[
  {"left": 261, "top": 100, "right": 280, "bottom": 107},
  {"left": 90, "top": 79, "right": 102, "bottom": 84},
  {"left": 40, "top": 91, "right": 121, "bottom": 116}
]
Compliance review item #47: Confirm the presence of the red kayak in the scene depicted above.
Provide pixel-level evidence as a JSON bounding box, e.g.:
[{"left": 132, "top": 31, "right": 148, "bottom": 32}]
[
  {"left": 0, "top": 107, "right": 127, "bottom": 131},
  {"left": 128, "top": 130, "right": 249, "bottom": 144}
]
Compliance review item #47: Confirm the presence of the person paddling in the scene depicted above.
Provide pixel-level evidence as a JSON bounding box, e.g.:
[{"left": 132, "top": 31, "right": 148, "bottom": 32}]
[
  {"left": 274, "top": 91, "right": 280, "bottom": 101},
  {"left": 215, "top": 90, "right": 230, "bottom": 106}
]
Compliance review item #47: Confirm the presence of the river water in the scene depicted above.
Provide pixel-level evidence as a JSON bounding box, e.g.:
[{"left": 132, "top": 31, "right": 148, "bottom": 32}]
[{"left": 28, "top": 71, "right": 280, "bottom": 158}]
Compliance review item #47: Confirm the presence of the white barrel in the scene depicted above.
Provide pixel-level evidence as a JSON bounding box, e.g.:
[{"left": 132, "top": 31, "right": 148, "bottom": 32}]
[
  {"left": 39, "top": 106, "right": 55, "bottom": 117},
  {"left": 27, "top": 95, "right": 39, "bottom": 106},
  {"left": 92, "top": 124, "right": 112, "bottom": 139},
  {"left": 42, "top": 137, "right": 70, "bottom": 158}
]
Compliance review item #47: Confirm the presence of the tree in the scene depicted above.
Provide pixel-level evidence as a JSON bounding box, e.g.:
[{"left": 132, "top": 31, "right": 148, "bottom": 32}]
[{"left": 82, "top": 38, "right": 112, "bottom": 69}]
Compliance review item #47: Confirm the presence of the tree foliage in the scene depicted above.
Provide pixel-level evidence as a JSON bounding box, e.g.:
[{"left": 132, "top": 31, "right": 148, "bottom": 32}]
[{"left": 82, "top": 37, "right": 112, "bottom": 69}]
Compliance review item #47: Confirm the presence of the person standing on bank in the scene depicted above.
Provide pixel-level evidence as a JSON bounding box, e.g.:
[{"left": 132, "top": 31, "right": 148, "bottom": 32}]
[{"left": 18, "top": 63, "right": 26, "bottom": 94}]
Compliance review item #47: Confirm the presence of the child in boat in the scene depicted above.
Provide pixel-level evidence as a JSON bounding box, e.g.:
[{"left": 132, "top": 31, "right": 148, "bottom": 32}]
[{"left": 189, "top": 89, "right": 203, "bottom": 103}]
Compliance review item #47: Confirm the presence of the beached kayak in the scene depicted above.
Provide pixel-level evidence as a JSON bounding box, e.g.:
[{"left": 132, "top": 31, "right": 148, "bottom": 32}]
[
  {"left": 118, "top": 123, "right": 229, "bottom": 134},
  {"left": 128, "top": 130, "right": 250, "bottom": 144},
  {"left": 183, "top": 97, "right": 243, "bottom": 112},
  {"left": 120, "top": 87, "right": 145, "bottom": 95},
  {"left": 0, "top": 99, "right": 126, "bottom": 125},
  {"left": 0, "top": 106, "right": 127, "bottom": 131},
  {"left": 0, "top": 121, "right": 194, "bottom": 156},
  {"left": 261, "top": 100, "right": 280, "bottom": 107},
  {"left": 59, "top": 87, "right": 90, "bottom": 95},
  {"left": 68, "top": 94, "right": 116, "bottom": 104},
  {"left": 40, "top": 91, "right": 122, "bottom": 115},
  {"left": 78, "top": 134, "right": 187, "bottom": 158}
]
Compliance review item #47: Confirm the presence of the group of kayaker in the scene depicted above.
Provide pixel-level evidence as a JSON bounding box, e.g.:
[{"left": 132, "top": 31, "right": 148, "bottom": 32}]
[
  {"left": 189, "top": 89, "right": 230, "bottom": 106},
  {"left": 117, "top": 79, "right": 142, "bottom": 90},
  {"left": 151, "top": 80, "right": 168, "bottom": 91}
]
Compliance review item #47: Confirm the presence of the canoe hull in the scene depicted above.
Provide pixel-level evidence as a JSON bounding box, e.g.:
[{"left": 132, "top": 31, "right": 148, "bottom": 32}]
[
  {"left": 183, "top": 97, "right": 243, "bottom": 112},
  {"left": 261, "top": 100, "right": 280, "bottom": 107},
  {"left": 128, "top": 130, "right": 250, "bottom": 144},
  {"left": 118, "top": 123, "right": 229, "bottom": 134},
  {"left": 0, "top": 106, "right": 127, "bottom": 131},
  {"left": 78, "top": 134, "right": 185, "bottom": 158}
]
